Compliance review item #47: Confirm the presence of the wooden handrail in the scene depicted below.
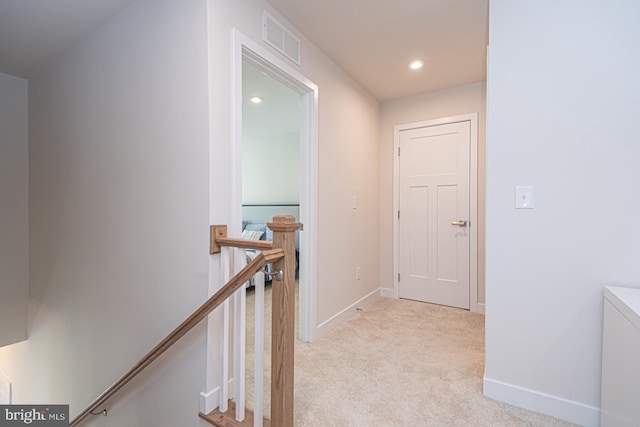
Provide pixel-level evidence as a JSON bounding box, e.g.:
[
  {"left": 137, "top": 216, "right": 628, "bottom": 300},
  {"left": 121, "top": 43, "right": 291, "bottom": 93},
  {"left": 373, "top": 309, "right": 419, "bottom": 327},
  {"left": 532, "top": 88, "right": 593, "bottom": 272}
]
[
  {"left": 210, "top": 225, "right": 274, "bottom": 253},
  {"left": 70, "top": 247, "right": 284, "bottom": 426},
  {"left": 217, "top": 237, "right": 273, "bottom": 251},
  {"left": 268, "top": 216, "right": 301, "bottom": 427},
  {"left": 204, "top": 215, "right": 302, "bottom": 426}
]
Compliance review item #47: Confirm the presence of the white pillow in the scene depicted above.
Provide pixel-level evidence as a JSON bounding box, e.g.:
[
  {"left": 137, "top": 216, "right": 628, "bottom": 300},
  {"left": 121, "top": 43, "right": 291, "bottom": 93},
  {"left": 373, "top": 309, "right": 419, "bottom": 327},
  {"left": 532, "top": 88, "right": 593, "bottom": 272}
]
[{"left": 242, "top": 230, "right": 264, "bottom": 240}]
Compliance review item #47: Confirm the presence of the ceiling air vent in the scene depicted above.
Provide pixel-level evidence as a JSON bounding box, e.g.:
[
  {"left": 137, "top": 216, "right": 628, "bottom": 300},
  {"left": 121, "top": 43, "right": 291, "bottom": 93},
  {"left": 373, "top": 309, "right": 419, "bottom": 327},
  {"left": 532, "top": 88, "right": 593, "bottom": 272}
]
[{"left": 263, "top": 11, "right": 300, "bottom": 65}]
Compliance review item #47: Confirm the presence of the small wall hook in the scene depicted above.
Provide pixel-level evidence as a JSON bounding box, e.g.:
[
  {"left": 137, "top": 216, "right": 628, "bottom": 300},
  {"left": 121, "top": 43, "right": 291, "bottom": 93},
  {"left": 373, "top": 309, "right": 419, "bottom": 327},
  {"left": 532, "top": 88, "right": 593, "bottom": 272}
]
[{"left": 90, "top": 408, "right": 108, "bottom": 417}]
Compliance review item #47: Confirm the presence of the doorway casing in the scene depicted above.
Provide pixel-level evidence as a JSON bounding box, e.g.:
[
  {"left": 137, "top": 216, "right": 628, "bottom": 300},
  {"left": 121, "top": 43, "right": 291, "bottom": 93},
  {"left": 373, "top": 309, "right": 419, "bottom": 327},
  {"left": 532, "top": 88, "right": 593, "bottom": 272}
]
[
  {"left": 231, "top": 29, "right": 319, "bottom": 342},
  {"left": 392, "top": 113, "right": 479, "bottom": 313}
]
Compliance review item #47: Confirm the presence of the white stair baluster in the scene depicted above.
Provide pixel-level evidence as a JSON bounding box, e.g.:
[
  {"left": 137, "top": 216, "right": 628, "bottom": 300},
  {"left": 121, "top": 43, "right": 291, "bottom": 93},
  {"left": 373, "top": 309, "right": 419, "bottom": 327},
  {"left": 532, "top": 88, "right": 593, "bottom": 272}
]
[
  {"left": 220, "top": 246, "right": 231, "bottom": 413},
  {"left": 234, "top": 248, "right": 247, "bottom": 421},
  {"left": 254, "top": 270, "right": 265, "bottom": 427}
]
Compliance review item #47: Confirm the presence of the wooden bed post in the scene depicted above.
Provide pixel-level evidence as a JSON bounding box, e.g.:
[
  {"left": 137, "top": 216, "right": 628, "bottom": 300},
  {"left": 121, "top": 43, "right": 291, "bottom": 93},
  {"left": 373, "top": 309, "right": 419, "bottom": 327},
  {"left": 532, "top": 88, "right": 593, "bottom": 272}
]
[{"left": 267, "top": 215, "right": 302, "bottom": 427}]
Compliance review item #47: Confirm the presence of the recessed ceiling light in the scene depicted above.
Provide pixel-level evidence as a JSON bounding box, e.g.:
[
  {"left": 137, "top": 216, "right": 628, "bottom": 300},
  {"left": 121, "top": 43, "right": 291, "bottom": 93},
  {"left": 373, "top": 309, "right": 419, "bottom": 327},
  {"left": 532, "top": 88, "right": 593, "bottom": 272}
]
[
  {"left": 408, "top": 60, "right": 424, "bottom": 70},
  {"left": 250, "top": 96, "right": 262, "bottom": 104}
]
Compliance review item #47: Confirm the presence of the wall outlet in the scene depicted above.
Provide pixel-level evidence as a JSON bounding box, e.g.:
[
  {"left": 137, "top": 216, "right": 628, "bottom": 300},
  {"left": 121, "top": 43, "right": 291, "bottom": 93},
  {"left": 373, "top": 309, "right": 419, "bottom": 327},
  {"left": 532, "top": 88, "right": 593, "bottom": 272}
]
[{"left": 356, "top": 267, "right": 361, "bottom": 281}]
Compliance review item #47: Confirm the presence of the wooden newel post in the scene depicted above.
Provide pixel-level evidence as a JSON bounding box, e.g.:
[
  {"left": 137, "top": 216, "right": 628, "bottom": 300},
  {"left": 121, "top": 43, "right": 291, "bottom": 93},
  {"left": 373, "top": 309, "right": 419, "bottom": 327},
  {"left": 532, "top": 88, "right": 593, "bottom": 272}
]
[{"left": 267, "top": 215, "right": 302, "bottom": 427}]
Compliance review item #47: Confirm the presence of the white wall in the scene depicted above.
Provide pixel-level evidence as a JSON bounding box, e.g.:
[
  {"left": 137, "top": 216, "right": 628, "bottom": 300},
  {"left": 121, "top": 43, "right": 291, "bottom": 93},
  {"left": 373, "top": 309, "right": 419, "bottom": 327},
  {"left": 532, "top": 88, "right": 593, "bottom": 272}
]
[
  {"left": 0, "top": 0, "right": 210, "bottom": 425},
  {"left": 207, "top": 0, "right": 380, "bottom": 336},
  {"left": 484, "top": 1, "right": 640, "bottom": 425},
  {"left": 379, "top": 82, "right": 486, "bottom": 304},
  {"left": 243, "top": 132, "right": 299, "bottom": 205},
  {"left": 0, "top": 73, "right": 28, "bottom": 347},
  {"left": 0, "top": 0, "right": 379, "bottom": 420},
  {"left": 314, "top": 74, "right": 379, "bottom": 326}
]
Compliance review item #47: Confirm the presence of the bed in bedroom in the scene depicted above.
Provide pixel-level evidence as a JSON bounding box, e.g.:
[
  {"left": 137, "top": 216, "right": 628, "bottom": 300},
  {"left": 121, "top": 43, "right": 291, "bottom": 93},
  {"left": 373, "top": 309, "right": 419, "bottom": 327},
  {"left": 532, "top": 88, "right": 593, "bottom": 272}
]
[{"left": 241, "top": 204, "right": 300, "bottom": 284}]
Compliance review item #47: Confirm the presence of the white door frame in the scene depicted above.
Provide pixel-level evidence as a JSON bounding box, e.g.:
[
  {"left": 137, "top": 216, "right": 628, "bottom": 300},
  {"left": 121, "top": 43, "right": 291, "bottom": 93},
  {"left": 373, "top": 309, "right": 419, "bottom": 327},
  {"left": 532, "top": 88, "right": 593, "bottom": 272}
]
[
  {"left": 393, "top": 113, "right": 479, "bottom": 313},
  {"left": 231, "top": 29, "right": 319, "bottom": 342}
]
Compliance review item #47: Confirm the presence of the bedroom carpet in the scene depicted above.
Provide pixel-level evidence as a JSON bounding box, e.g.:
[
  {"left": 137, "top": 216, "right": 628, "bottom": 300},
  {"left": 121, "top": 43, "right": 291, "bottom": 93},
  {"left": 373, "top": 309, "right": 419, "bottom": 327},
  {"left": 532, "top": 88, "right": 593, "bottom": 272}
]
[{"left": 244, "top": 289, "right": 576, "bottom": 427}]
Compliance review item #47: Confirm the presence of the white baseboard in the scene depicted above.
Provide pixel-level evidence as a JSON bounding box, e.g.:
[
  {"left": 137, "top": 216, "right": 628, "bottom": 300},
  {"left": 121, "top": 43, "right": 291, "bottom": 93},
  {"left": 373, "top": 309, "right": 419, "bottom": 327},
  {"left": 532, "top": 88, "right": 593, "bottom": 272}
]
[
  {"left": 315, "top": 288, "right": 380, "bottom": 339},
  {"left": 199, "top": 388, "right": 218, "bottom": 415},
  {"left": 199, "top": 378, "right": 235, "bottom": 415},
  {"left": 477, "top": 303, "right": 485, "bottom": 315},
  {"left": 483, "top": 377, "right": 600, "bottom": 427},
  {"left": 380, "top": 287, "right": 395, "bottom": 298}
]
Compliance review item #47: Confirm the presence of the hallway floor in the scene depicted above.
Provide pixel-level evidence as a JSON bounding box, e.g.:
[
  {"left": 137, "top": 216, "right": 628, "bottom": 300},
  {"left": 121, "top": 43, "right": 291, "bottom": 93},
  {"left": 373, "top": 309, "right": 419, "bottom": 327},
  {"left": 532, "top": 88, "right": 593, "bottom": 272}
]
[{"left": 246, "top": 292, "right": 576, "bottom": 426}]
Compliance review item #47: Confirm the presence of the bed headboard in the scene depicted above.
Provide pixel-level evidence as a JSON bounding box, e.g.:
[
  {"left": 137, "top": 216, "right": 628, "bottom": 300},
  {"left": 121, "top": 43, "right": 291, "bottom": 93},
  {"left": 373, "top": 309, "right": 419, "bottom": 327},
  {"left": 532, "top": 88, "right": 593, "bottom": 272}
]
[{"left": 242, "top": 204, "right": 299, "bottom": 224}]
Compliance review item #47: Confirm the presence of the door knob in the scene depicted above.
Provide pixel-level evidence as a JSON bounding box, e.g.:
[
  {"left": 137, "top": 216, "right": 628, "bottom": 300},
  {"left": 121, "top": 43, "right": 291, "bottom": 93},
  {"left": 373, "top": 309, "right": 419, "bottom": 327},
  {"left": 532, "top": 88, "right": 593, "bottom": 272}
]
[{"left": 451, "top": 220, "right": 468, "bottom": 227}]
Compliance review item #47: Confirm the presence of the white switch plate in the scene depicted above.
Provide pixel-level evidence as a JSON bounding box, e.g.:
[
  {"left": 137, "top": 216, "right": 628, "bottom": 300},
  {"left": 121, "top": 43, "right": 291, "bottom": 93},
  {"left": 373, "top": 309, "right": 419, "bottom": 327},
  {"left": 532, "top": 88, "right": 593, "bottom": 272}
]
[
  {"left": 515, "top": 185, "right": 534, "bottom": 209},
  {"left": 352, "top": 196, "right": 358, "bottom": 210},
  {"left": 0, "top": 369, "right": 12, "bottom": 404}
]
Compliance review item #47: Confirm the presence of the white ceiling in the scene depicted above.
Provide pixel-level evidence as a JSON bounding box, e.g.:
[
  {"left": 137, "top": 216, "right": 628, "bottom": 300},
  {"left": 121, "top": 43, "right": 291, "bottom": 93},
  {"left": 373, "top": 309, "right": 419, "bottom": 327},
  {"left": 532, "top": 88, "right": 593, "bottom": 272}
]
[
  {"left": 0, "top": 0, "right": 488, "bottom": 101},
  {"left": 268, "top": 0, "right": 488, "bottom": 101},
  {"left": 243, "top": 59, "right": 300, "bottom": 140}
]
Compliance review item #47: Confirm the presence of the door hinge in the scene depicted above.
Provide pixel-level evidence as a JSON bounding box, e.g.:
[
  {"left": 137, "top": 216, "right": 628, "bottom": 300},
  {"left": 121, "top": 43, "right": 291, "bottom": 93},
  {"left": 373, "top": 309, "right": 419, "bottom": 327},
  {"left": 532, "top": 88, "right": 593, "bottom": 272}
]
[
  {"left": 398, "top": 273, "right": 401, "bottom": 282},
  {"left": 398, "top": 147, "right": 400, "bottom": 156},
  {"left": 397, "top": 210, "right": 400, "bottom": 220}
]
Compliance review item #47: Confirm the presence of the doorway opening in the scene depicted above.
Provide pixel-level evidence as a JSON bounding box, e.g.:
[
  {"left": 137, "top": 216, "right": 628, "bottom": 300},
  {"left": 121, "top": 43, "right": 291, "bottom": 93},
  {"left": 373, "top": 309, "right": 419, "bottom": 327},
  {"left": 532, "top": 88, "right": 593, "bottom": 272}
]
[{"left": 232, "top": 29, "right": 318, "bottom": 342}]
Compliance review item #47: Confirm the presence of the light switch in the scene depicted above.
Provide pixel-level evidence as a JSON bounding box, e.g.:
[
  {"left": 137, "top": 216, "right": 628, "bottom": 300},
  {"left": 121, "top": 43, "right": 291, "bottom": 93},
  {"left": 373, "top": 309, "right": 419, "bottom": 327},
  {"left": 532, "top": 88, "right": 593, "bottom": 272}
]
[
  {"left": 352, "top": 196, "right": 358, "bottom": 210},
  {"left": 515, "top": 186, "right": 534, "bottom": 209}
]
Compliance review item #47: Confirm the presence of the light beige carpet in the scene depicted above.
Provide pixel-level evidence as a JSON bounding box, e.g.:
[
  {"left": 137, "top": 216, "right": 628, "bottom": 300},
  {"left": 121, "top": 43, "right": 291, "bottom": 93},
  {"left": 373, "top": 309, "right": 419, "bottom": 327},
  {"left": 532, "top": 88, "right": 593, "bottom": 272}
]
[{"left": 245, "top": 290, "right": 576, "bottom": 427}]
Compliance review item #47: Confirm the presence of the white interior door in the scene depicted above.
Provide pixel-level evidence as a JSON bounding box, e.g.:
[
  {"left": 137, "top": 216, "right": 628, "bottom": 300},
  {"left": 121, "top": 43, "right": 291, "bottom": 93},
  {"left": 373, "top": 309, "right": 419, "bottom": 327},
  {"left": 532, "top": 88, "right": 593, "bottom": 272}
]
[{"left": 398, "top": 121, "right": 470, "bottom": 309}]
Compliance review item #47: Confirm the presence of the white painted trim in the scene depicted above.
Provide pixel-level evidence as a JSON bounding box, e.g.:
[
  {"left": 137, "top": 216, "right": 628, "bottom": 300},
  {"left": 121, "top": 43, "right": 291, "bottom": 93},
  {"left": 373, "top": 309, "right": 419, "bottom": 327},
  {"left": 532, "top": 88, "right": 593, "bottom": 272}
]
[
  {"left": 199, "top": 388, "right": 217, "bottom": 415},
  {"left": 483, "top": 377, "right": 600, "bottom": 427},
  {"left": 231, "top": 29, "right": 319, "bottom": 343},
  {"left": 477, "top": 302, "right": 485, "bottom": 315},
  {"left": 380, "top": 288, "right": 395, "bottom": 298},
  {"left": 233, "top": 284, "right": 246, "bottom": 421},
  {"left": 393, "top": 113, "right": 480, "bottom": 312},
  {"left": 199, "top": 378, "right": 236, "bottom": 415},
  {"left": 253, "top": 272, "right": 266, "bottom": 425},
  {"left": 298, "top": 88, "right": 319, "bottom": 344},
  {"left": 220, "top": 247, "right": 231, "bottom": 412},
  {"left": 315, "top": 289, "right": 380, "bottom": 339},
  {"left": 469, "top": 115, "right": 478, "bottom": 313}
]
